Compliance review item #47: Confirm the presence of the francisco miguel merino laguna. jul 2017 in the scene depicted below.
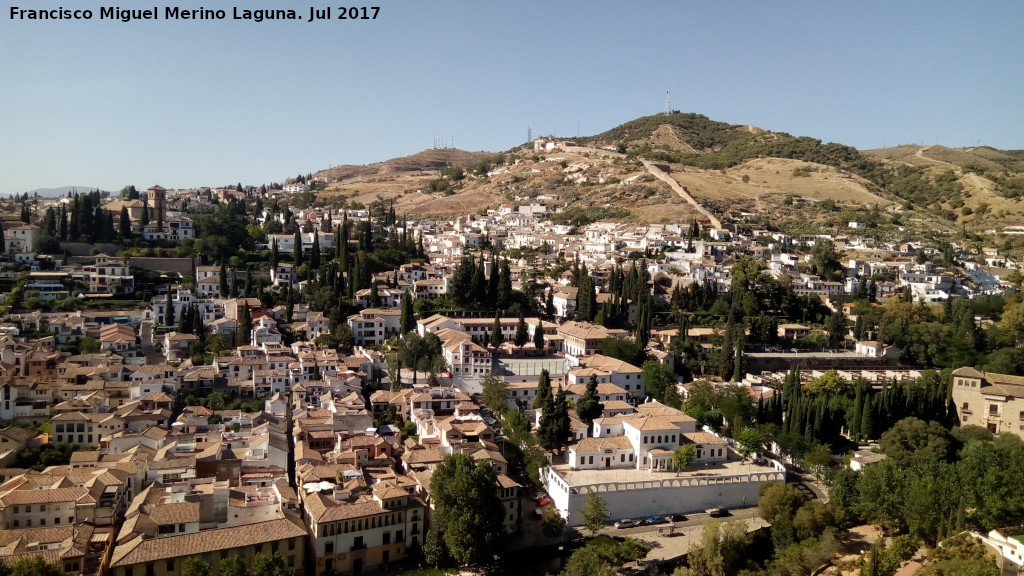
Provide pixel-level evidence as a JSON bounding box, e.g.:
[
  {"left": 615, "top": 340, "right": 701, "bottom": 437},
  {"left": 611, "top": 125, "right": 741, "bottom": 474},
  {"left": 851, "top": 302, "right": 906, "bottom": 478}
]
[{"left": 9, "top": 5, "right": 380, "bottom": 22}]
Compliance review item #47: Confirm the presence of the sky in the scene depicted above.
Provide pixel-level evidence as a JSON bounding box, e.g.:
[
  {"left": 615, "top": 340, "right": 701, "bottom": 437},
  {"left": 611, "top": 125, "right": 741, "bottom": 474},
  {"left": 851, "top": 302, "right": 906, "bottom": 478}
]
[{"left": 1, "top": 0, "right": 1022, "bottom": 195}]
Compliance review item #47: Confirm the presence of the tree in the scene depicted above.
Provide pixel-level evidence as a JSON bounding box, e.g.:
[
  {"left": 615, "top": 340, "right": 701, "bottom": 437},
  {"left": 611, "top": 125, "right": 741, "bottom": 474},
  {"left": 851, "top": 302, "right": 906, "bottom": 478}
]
[
  {"left": 480, "top": 372, "right": 508, "bottom": 417},
  {"left": 541, "top": 504, "right": 567, "bottom": 537},
  {"left": 164, "top": 289, "right": 175, "bottom": 327},
  {"left": 250, "top": 552, "right": 290, "bottom": 576},
  {"left": 489, "top": 311, "right": 504, "bottom": 350},
  {"left": 534, "top": 319, "right": 546, "bottom": 351},
  {"left": 574, "top": 374, "right": 604, "bottom": 429},
  {"left": 292, "top": 227, "right": 303, "bottom": 267},
  {"left": 733, "top": 428, "right": 764, "bottom": 462},
  {"left": 513, "top": 311, "right": 529, "bottom": 349},
  {"left": 642, "top": 359, "right": 674, "bottom": 402},
  {"left": 879, "top": 417, "right": 954, "bottom": 469},
  {"left": 430, "top": 453, "right": 506, "bottom": 565},
  {"left": 538, "top": 385, "right": 571, "bottom": 452},
  {"left": 534, "top": 369, "right": 553, "bottom": 410},
  {"left": 579, "top": 490, "right": 609, "bottom": 534},
  {"left": 674, "top": 444, "right": 696, "bottom": 473},
  {"left": 309, "top": 230, "right": 321, "bottom": 270},
  {"left": 217, "top": 555, "right": 248, "bottom": 576},
  {"left": 400, "top": 291, "right": 415, "bottom": 335},
  {"left": 181, "top": 558, "right": 212, "bottom": 576},
  {"left": 423, "top": 529, "right": 448, "bottom": 567},
  {"left": 119, "top": 205, "right": 132, "bottom": 239},
  {"left": 238, "top": 304, "right": 253, "bottom": 345},
  {"left": 3, "top": 556, "right": 62, "bottom": 576},
  {"left": 757, "top": 481, "right": 807, "bottom": 524}
]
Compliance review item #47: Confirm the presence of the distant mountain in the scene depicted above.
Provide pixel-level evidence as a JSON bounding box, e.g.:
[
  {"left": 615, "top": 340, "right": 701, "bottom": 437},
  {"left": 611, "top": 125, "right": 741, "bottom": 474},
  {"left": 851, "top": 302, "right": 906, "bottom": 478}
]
[{"left": 25, "top": 186, "right": 105, "bottom": 198}]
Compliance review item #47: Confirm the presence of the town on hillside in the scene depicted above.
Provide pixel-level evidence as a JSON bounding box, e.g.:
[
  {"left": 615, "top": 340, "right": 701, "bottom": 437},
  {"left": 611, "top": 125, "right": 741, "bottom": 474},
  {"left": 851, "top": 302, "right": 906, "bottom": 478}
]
[{"left": 1, "top": 163, "right": 1022, "bottom": 576}]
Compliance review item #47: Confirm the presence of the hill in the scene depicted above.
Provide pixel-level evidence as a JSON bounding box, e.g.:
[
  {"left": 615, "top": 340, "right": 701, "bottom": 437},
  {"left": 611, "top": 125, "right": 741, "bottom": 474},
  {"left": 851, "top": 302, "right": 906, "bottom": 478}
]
[{"left": 309, "top": 113, "right": 1024, "bottom": 236}]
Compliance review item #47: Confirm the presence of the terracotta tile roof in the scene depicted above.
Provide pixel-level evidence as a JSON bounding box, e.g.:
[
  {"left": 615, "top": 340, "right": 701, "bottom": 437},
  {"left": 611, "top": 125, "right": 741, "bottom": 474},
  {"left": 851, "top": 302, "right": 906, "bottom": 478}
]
[
  {"left": 111, "top": 516, "right": 305, "bottom": 566},
  {"left": 572, "top": 436, "right": 634, "bottom": 453},
  {"left": 684, "top": 432, "right": 727, "bottom": 445}
]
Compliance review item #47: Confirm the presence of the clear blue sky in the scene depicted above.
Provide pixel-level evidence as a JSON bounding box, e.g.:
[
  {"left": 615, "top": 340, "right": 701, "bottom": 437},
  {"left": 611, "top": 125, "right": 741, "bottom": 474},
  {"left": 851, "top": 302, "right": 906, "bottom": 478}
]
[{"left": 2, "top": 0, "right": 1022, "bottom": 194}]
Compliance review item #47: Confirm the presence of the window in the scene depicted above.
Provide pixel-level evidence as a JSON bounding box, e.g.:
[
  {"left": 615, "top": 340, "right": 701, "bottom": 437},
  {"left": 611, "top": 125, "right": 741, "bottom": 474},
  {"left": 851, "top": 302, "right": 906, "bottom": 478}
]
[
  {"left": 990, "top": 405, "right": 999, "bottom": 416},
  {"left": 166, "top": 560, "right": 175, "bottom": 572},
  {"left": 325, "top": 542, "right": 333, "bottom": 554},
  {"left": 962, "top": 402, "right": 970, "bottom": 412},
  {"left": 383, "top": 532, "right": 391, "bottom": 545},
  {"left": 396, "top": 530, "right": 404, "bottom": 541}
]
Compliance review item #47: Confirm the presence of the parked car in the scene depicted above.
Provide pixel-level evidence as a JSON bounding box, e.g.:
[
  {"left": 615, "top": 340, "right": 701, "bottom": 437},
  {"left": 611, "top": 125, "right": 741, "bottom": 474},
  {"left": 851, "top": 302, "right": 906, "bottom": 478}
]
[
  {"left": 669, "top": 513, "right": 687, "bottom": 522},
  {"left": 538, "top": 497, "right": 552, "bottom": 507},
  {"left": 614, "top": 518, "right": 637, "bottom": 529},
  {"left": 530, "top": 491, "right": 547, "bottom": 501},
  {"left": 645, "top": 515, "right": 667, "bottom": 525}
]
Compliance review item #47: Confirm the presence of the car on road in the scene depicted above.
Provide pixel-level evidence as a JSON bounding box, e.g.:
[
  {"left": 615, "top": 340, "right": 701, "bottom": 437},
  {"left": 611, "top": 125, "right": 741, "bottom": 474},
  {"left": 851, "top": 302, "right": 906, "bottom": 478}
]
[
  {"left": 614, "top": 518, "right": 638, "bottom": 529},
  {"left": 538, "top": 497, "right": 552, "bottom": 507},
  {"left": 530, "top": 491, "right": 547, "bottom": 501},
  {"left": 669, "top": 514, "right": 687, "bottom": 522},
  {"left": 644, "top": 515, "right": 667, "bottom": 526}
]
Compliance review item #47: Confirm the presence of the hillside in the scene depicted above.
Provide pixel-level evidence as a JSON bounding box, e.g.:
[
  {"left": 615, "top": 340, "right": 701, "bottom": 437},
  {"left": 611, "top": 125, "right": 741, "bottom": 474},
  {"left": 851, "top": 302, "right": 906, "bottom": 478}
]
[{"left": 309, "top": 113, "right": 1024, "bottom": 236}]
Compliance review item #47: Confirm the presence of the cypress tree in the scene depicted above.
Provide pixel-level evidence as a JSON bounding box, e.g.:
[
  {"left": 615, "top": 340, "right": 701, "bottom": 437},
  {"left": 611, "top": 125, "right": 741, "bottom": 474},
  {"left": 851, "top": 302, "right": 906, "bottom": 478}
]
[
  {"left": 485, "top": 257, "right": 499, "bottom": 308},
  {"left": 513, "top": 311, "right": 528, "bottom": 349},
  {"left": 497, "top": 259, "right": 513, "bottom": 310},
  {"left": 860, "top": 395, "right": 875, "bottom": 440},
  {"left": 490, "top": 311, "right": 504, "bottom": 349},
  {"left": 293, "top": 228, "right": 303, "bottom": 267},
  {"left": 533, "top": 319, "right": 545, "bottom": 351},
  {"left": 239, "top": 305, "right": 253, "bottom": 345},
  {"left": 270, "top": 237, "right": 279, "bottom": 269},
  {"left": 534, "top": 369, "right": 552, "bottom": 410},
  {"left": 400, "top": 292, "right": 415, "bottom": 335},
  {"left": 164, "top": 289, "right": 174, "bottom": 328},
  {"left": 370, "top": 283, "right": 381, "bottom": 308},
  {"left": 310, "top": 230, "right": 321, "bottom": 270},
  {"left": 216, "top": 261, "right": 227, "bottom": 297}
]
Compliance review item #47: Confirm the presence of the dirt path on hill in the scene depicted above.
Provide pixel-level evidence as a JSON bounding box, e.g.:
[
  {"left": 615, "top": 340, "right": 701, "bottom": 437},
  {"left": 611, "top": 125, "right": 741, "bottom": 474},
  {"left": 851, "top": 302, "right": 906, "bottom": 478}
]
[
  {"left": 641, "top": 159, "right": 722, "bottom": 228},
  {"left": 915, "top": 145, "right": 958, "bottom": 168}
]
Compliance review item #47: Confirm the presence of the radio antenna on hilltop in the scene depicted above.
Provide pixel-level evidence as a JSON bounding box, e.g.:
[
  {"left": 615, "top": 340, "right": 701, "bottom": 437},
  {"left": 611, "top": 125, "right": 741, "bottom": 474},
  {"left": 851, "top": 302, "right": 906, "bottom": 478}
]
[
  {"left": 528, "top": 126, "right": 532, "bottom": 143},
  {"left": 664, "top": 90, "right": 672, "bottom": 115}
]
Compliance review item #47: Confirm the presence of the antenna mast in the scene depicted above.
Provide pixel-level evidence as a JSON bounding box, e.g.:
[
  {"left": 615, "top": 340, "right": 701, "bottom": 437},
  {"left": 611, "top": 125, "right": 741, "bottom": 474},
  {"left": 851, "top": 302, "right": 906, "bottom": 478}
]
[{"left": 664, "top": 90, "right": 672, "bottom": 115}]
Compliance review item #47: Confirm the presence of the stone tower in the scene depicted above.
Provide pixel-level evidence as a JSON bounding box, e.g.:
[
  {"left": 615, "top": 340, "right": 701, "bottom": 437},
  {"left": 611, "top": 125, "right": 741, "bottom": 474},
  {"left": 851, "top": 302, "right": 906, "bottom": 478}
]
[{"left": 147, "top": 185, "right": 167, "bottom": 224}]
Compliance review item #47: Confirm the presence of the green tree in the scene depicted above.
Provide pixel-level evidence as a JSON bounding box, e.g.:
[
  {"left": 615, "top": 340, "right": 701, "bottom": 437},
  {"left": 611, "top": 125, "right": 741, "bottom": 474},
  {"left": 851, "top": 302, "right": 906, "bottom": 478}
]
[
  {"left": 250, "top": 552, "right": 289, "bottom": 576},
  {"left": 879, "top": 417, "right": 954, "bottom": 469},
  {"left": 400, "top": 291, "right": 415, "bottom": 335},
  {"left": 489, "top": 311, "right": 504, "bottom": 349},
  {"left": 164, "top": 289, "right": 175, "bottom": 328},
  {"left": 574, "top": 374, "right": 604, "bottom": 429},
  {"left": 733, "top": 428, "right": 764, "bottom": 462},
  {"left": 642, "top": 359, "right": 674, "bottom": 402},
  {"left": 539, "top": 385, "right": 571, "bottom": 452},
  {"left": 579, "top": 490, "right": 609, "bottom": 534},
  {"left": 238, "top": 304, "right": 253, "bottom": 345},
  {"left": 423, "top": 529, "right": 448, "bottom": 567},
  {"left": 430, "top": 453, "right": 506, "bottom": 565},
  {"left": 480, "top": 372, "right": 508, "bottom": 417},
  {"left": 119, "top": 205, "right": 132, "bottom": 239},
  {"left": 541, "top": 504, "right": 567, "bottom": 537},
  {"left": 513, "top": 311, "right": 529, "bottom": 349},
  {"left": 533, "top": 369, "right": 553, "bottom": 410},
  {"left": 673, "top": 444, "right": 696, "bottom": 473},
  {"left": 217, "top": 555, "right": 248, "bottom": 576},
  {"left": 534, "top": 319, "right": 546, "bottom": 351},
  {"left": 5, "top": 556, "right": 62, "bottom": 576},
  {"left": 757, "top": 481, "right": 807, "bottom": 524},
  {"left": 181, "top": 557, "right": 212, "bottom": 576}
]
